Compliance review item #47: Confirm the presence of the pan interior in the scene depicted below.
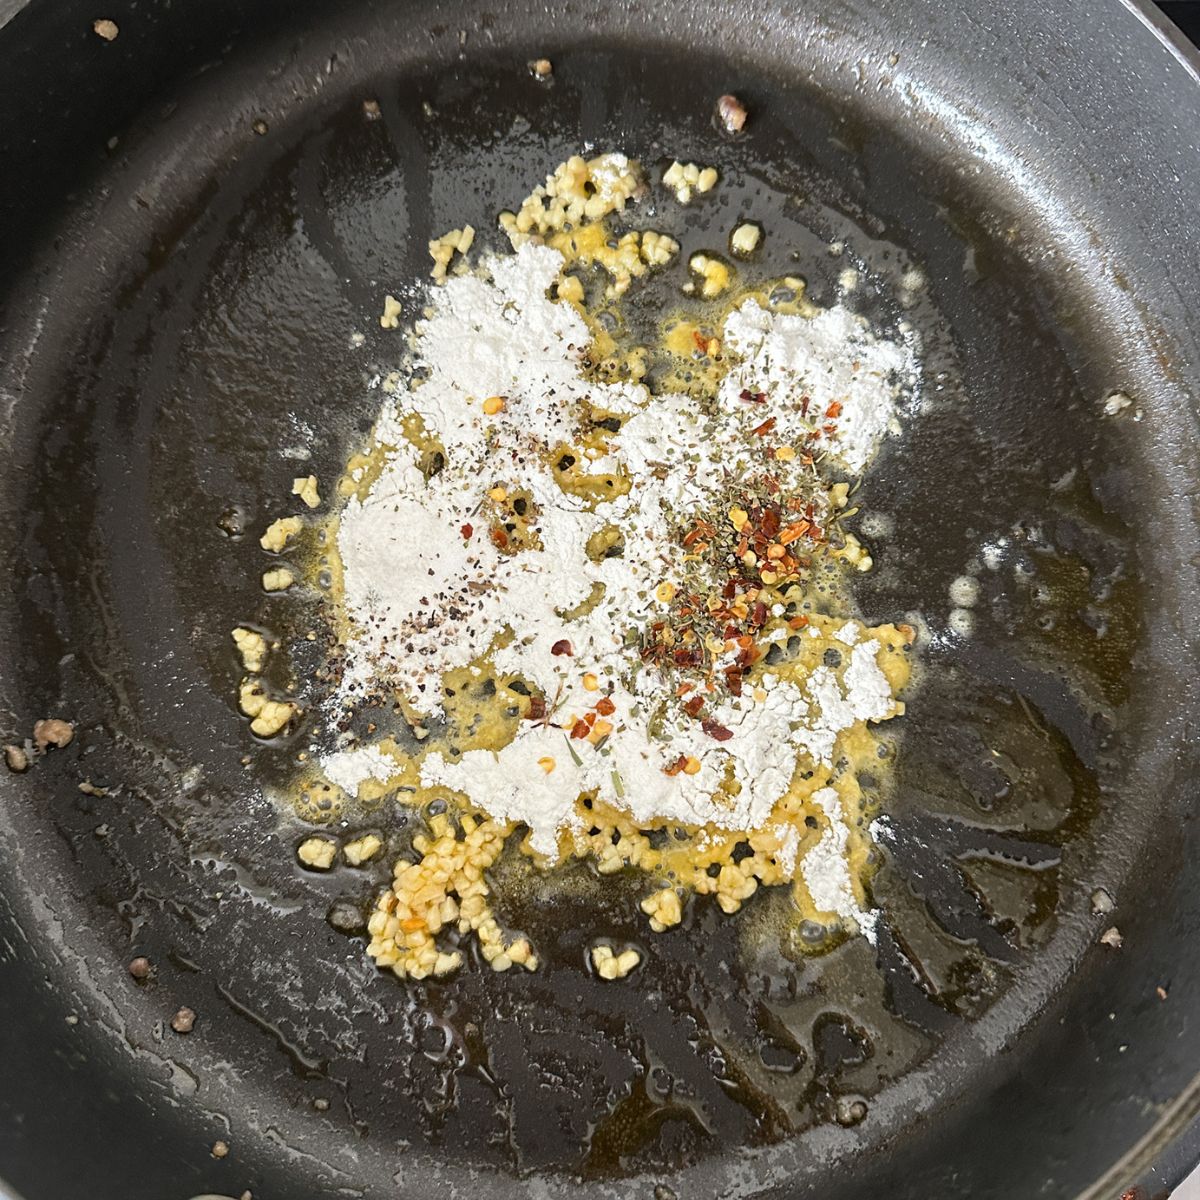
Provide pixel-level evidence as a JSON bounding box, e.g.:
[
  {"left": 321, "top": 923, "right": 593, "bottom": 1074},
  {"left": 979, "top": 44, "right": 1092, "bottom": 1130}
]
[{"left": 0, "top": 8, "right": 1186, "bottom": 1199}]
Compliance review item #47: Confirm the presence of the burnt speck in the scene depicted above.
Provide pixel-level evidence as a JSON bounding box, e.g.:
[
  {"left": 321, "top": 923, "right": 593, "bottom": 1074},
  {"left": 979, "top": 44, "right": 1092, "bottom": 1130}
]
[
  {"left": 33, "top": 719, "right": 74, "bottom": 749},
  {"left": 216, "top": 507, "right": 245, "bottom": 537},
  {"left": 171, "top": 1006, "right": 197, "bottom": 1033}
]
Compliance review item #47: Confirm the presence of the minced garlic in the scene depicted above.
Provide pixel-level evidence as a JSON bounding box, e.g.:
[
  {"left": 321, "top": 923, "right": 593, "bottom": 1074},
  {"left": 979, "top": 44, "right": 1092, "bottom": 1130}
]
[
  {"left": 232, "top": 627, "right": 268, "bottom": 673},
  {"left": 662, "top": 161, "right": 718, "bottom": 204},
  {"left": 262, "top": 567, "right": 295, "bottom": 592},
  {"left": 429, "top": 226, "right": 475, "bottom": 281},
  {"left": 379, "top": 294, "right": 402, "bottom": 329},
  {"left": 238, "top": 679, "right": 297, "bottom": 738},
  {"left": 730, "top": 222, "right": 762, "bottom": 256},
  {"left": 298, "top": 837, "right": 337, "bottom": 870},
  {"left": 557, "top": 275, "right": 585, "bottom": 304},
  {"left": 591, "top": 944, "right": 641, "bottom": 980},
  {"left": 292, "top": 475, "right": 321, "bottom": 509},
  {"left": 260, "top": 516, "right": 302, "bottom": 553},
  {"left": 499, "top": 154, "right": 642, "bottom": 247},
  {"left": 366, "top": 810, "right": 539, "bottom": 979},
  {"left": 343, "top": 833, "right": 383, "bottom": 865},
  {"left": 640, "top": 887, "right": 683, "bottom": 932},
  {"left": 689, "top": 253, "right": 732, "bottom": 298}
]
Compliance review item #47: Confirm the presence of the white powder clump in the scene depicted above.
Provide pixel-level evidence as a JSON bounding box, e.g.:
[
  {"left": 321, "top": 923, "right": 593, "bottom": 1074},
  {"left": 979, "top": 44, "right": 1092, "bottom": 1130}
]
[
  {"left": 322, "top": 745, "right": 399, "bottom": 797},
  {"left": 721, "top": 299, "right": 919, "bottom": 473},
  {"left": 326, "top": 240, "right": 914, "bottom": 890},
  {"left": 802, "top": 787, "right": 878, "bottom": 943}
]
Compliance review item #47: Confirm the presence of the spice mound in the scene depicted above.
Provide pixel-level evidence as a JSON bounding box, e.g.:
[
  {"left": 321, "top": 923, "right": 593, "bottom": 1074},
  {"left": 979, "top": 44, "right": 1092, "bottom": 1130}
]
[{"left": 252, "top": 152, "right": 921, "bottom": 982}]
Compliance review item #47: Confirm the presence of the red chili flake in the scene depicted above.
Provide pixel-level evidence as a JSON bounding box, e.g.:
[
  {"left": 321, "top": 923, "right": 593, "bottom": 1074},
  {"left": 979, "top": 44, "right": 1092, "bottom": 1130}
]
[
  {"left": 722, "top": 579, "right": 737, "bottom": 599},
  {"left": 570, "top": 719, "right": 590, "bottom": 740},
  {"left": 738, "top": 388, "right": 767, "bottom": 404},
  {"left": 692, "top": 330, "right": 710, "bottom": 353},
  {"left": 663, "top": 754, "right": 689, "bottom": 777},
  {"left": 788, "top": 615, "right": 810, "bottom": 629},
  {"left": 825, "top": 400, "right": 843, "bottom": 419},
  {"left": 682, "top": 526, "right": 707, "bottom": 547},
  {"left": 750, "top": 601, "right": 768, "bottom": 627},
  {"left": 673, "top": 647, "right": 703, "bottom": 667},
  {"left": 595, "top": 696, "right": 616, "bottom": 716},
  {"left": 724, "top": 666, "right": 744, "bottom": 695},
  {"left": 683, "top": 695, "right": 705, "bottom": 717},
  {"left": 722, "top": 623, "right": 739, "bottom": 639},
  {"left": 701, "top": 719, "right": 734, "bottom": 742},
  {"left": 760, "top": 508, "right": 780, "bottom": 537},
  {"left": 823, "top": 422, "right": 838, "bottom": 435},
  {"left": 460, "top": 523, "right": 474, "bottom": 539},
  {"left": 800, "top": 395, "right": 811, "bottom": 417},
  {"left": 763, "top": 475, "right": 780, "bottom": 494},
  {"left": 751, "top": 417, "right": 777, "bottom": 436},
  {"left": 800, "top": 452, "right": 814, "bottom": 466},
  {"left": 551, "top": 639, "right": 573, "bottom": 657},
  {"left": 490, "top": 528, "right": 509, "bottom": 549},
  {"left": 525, "top": 697, "right": 547, "bottom": 721}
]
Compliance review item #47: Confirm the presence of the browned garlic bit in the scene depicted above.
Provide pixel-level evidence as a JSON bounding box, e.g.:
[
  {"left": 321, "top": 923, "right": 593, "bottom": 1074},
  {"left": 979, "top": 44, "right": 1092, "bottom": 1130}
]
[
  {"left": 33, "top": 719, "right": 74, "bottom": 749},
  {"left": 716, "top": 93, "right": 748, "bottom": 134}
]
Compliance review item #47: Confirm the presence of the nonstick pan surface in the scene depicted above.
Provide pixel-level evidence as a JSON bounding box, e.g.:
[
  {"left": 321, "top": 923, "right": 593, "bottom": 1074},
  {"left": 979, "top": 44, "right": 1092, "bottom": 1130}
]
[{"left": 1, "top": 1, "right": 1199, "bottom": 1198}]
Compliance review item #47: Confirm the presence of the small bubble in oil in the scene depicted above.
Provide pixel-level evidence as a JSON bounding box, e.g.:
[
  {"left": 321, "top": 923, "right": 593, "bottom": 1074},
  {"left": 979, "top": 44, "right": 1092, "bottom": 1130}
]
[
  {"left": 318, "top": 570, "right": 333, "bottom": 588},
  {"left": 799, "top": 919, "right": 828, "bottom": 944}
]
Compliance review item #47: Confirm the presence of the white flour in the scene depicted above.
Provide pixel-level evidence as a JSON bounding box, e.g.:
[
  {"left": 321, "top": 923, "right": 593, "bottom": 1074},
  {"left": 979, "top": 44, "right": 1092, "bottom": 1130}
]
[
  {"left": 721, "top": 300, "right": 918, "bottom": 473},
  {"left": 324, "top": 242, "right": 915, "bottom": 891}
]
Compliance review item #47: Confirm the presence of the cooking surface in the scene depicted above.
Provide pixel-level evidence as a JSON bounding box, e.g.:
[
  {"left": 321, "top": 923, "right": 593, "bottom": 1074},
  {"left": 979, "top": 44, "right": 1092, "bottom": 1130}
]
[{"left": 1, "top": 2, "right": 1198, "bottom": 1199}]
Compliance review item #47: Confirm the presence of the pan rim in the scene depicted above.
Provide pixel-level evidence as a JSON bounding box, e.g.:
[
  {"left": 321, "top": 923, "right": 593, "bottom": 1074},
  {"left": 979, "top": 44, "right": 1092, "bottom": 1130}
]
[{"left": 0, "top": 0, "right": 1199, "bottom": 1196}]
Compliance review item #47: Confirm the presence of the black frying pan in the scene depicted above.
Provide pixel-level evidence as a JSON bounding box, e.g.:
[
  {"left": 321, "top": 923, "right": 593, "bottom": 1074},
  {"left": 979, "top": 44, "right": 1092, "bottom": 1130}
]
[{"left": 2, "top": 1, "right": 1199, "bottom": 1197}]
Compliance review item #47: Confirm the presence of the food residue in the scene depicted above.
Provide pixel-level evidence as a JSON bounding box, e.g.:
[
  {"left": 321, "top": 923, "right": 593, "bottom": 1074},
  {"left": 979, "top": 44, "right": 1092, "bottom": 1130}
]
[{"left": 246, "top": 151, "right": 922, "bottom": 982}]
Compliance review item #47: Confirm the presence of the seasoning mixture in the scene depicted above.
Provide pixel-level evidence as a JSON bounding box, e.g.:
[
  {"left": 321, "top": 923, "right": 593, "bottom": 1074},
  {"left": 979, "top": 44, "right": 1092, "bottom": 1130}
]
[{"left": 243, "top": 152, "right": 921, "bottom": 982}]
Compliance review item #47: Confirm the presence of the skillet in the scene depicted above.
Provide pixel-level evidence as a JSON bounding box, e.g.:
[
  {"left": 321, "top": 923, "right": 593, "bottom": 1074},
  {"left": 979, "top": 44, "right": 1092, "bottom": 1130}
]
[{"left": 1, "top": 0, "right": 1199, "bottom": 1197}]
